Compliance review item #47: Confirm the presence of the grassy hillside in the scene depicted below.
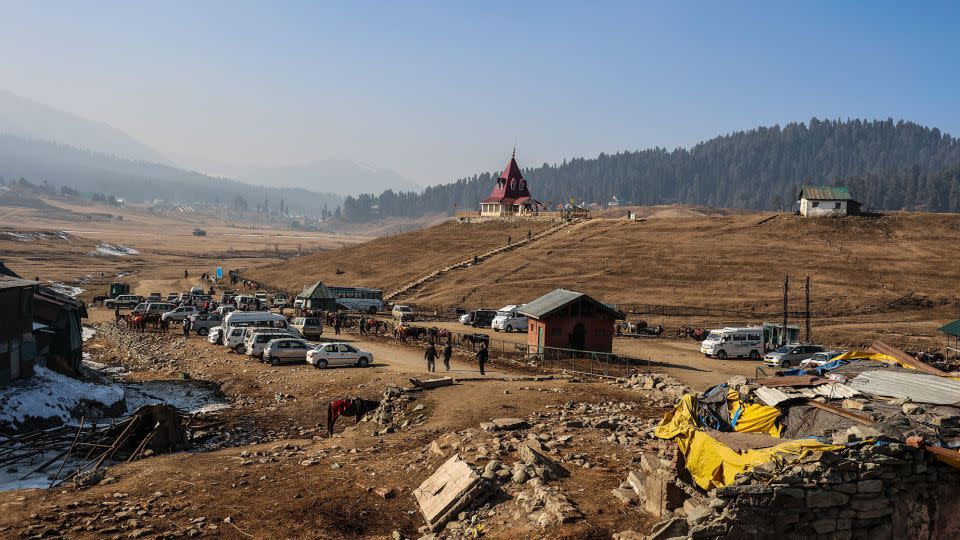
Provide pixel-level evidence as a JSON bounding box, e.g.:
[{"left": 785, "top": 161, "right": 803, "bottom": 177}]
[{"left": 253, "top": 220, "right": 554, "bottom": 294}]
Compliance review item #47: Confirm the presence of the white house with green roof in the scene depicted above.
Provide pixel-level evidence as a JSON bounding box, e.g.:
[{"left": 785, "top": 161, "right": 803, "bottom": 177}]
[{"left": 797, "top": 186, "right": 861, "bottom": 217}]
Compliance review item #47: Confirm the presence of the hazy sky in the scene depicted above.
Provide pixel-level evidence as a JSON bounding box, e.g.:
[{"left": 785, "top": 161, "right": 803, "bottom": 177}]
[{"left": 2, "top": 1, "right": 958, "bottom": 185}]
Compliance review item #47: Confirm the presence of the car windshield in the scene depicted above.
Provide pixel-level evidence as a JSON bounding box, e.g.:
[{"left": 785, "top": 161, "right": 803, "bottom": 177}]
[
  {"left": 705, "top": 331, "right": 723, "bottom": 341},
  {"left": 497, "top": 311, "right": 512, "bottom": 317},
  {"left": 774, "top": 345, "right": 793, "bottom": 353}
]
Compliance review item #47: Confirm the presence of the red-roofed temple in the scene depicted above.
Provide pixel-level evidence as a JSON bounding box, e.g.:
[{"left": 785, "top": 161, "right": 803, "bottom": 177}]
[{"left": 480, "top": 150, "right": 540, "bottom": 217}]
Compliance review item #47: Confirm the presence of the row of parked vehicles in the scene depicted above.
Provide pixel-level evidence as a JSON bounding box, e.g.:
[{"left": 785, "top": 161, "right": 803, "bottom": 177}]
[
  {"left": 699, "top": 326, "right": 840, "bottom": 368},
  {"left": 203, "top": 311, "right": 374, "bottom": 368},
  {"left": 454, "top": 305, "right": 529, "bottom": 333}
]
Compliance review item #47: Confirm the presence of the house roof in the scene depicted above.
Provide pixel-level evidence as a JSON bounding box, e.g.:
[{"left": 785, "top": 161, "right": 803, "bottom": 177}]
[
  {"left": 519, "top": 288, "right": 620, "bottom": 319},
  {"left": 298, "top": 281, "right": 335, "bottom": 300},
  {"left": 798, "top": 186, "right": 852, "bottom": 201},
  {"left": 939, "top": 319, "right": 960, "bottom": 338},
  {"left": 484, "top": 150, "right": 533, "bottom": 204},
  {"left": 0, "top": 275, "right": 38, "bottom": 290}
]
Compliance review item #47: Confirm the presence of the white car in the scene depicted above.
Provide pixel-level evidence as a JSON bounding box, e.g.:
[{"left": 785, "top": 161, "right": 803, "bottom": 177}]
[
  {"left": 208, "top": 326, "right": 223, "bottom": 345},
  {"left": 162, "top": 305, "right": 199, "bottom": 322},
  {"left": 306, "top": 342, "right": 373, "bottom": 369},
  {"left": 246, "top": 330, "right": 298, "bottom": 359},
  {"left": 392, "top": 305, "right": 415, "bottom": 322},
  {"left": 491, "top": 305, "right": 528, "bottom": 333},
  {"left": 262, "top": 338, "right": 311, "bottom": 365}
]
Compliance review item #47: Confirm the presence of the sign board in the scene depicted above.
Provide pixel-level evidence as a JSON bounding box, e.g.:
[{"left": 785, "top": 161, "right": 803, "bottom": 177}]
[{"left": 216, "top": 266, "right": 223, "bottom": 279}]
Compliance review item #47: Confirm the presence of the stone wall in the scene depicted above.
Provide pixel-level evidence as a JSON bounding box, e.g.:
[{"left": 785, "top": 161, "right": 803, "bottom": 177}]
[{"left": 676, "top": 443, "right": 960, "bottom": 539}]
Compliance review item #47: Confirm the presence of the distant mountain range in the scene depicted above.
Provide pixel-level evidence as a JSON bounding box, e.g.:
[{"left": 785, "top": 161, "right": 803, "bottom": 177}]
[{"left": 0, "top": 90, "right": 417, "bottom": 201}]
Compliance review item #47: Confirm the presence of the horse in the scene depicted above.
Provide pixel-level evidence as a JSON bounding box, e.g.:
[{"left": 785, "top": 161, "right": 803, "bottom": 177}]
[
  {"left": 327, "top": 397, "right": 380, "bottom": 435},
  {"left": 461, "top": 333, "right": 490, "bottom": 351},
  {"left": 126, "top": 314, "right": 147, "bottom": 333}
]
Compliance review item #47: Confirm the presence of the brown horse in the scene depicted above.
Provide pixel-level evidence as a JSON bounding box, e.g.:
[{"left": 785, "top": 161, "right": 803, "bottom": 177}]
[{"left": 327, "top": 397, "right": 380, "bottom": 435}]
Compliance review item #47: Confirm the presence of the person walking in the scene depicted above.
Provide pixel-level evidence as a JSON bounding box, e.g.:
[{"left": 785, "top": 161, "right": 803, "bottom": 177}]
[
  {"left": 184, "top": 269, "right": 189, "bottom": 279},
  {"left": 334, "top": 314, "right": 341, "bottom": 335},
  {"left": 359, "top": 317, "right": 366, "bottom": 336},
  {"left": 442, "top": 341, "right": 453, "bottom": 371},
  {"left": 425, "top": 343, "right": 438, "bottom": 372},
  {"left": 114, "top": 306, "right": 121, "bottom": 325},
  {"left": 182, "top": 316, "right": 192, "bottom": 338},
  {"left": 476, "top": 342, "right": 488, "bottom": 376}
]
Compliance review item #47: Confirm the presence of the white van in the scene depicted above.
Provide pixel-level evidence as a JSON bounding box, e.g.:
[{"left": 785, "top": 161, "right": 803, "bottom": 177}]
[
  {"left": 491, "top": 304, "right": 528, "bottom": 333},
  {"left": 223, "top": 311, "right": 289, "bottom": 334},
  {"left": 700, "top": 327, "right": 765, "bottom": 360}
]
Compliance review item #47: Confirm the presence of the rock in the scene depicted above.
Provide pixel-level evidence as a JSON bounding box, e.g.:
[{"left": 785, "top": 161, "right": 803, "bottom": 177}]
[
  {"left": 902, "top": 403, "right": 922, "bottom": 415},
  {"left": 375, "top": 487, "right": 396, "bottom": 499},
  {"left": 689, "top": 522, "right": 726, "bottom": 538},
  {"left": 492, "top": 418, "right": 528, "bottom": 431},
  {"left": 685, "top": 504, "right": 713, "bottom": 527},
  {"left": 842, "top": 399, "right": 865, "bottom": 410},
  {"left": 611, "top": 487, "right": 639, "bottom": 505},
  {"left": 646, "top": 516, "right": 690, "bottom": 540},
  {"left": 847, "top": 425, "right": 881, "bottom": 440},
  {"left": 612, "top": 530, "right": 645, "bottom": 540},
  {"left": 857, "top": 479, "right": 883, "bottom": 494},
  {"left": 518, "top": 443, "right": 567, "bottom": 479},
  {"left": 805, "top": 489, "right": 850, "bottom": 508},
  {"left": 512, "top": 468, "right": 530, "bottom": 484}
]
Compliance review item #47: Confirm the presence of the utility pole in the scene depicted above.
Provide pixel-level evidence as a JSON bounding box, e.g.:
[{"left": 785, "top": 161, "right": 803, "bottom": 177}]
[
  {"left": 782, "top": 275, "right": 789, "bottom": 346},
  {"left": 805, "top": 275, "right": 811, "bottom": 342}
]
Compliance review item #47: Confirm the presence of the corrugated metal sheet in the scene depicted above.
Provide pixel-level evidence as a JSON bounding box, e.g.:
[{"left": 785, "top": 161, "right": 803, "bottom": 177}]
[
  {"left": 811, "top": 383, "right": 860, "bottom": 399},
  {"left": 754, "top": 386, "right": 794, "bottom": 407},
  {"left": 939, "top": 319, "right": 960, "bottom": 338},
  {"left": 848, "top": 370, "right": 960, "bottom": 405},
  {"left": 799, "top": 186, "right": 852, "bottom": 201}
]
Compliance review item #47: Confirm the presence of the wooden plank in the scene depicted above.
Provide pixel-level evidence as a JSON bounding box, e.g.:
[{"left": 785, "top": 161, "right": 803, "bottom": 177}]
[
  {"left": 805, "top": 399, "right": 875, "bottom": 425},
  {"left": 756, "top": 376, "right": 827, "bottom": 388}
]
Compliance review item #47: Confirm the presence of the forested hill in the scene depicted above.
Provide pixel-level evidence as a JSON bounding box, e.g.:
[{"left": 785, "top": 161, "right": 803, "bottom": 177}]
[{"left": 342, "top": 119, "right": 960, "bottom": 220}]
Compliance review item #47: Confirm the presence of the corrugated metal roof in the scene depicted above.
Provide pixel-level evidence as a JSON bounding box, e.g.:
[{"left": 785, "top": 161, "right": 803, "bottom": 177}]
[
  {"left": 939, "top": 319, "right": 960, "bottom": 338},
  {"left": 848, "top": 370, "right": 960, "bottom": 405},
  {"left": 0, "top": 275, "right": 38, "bottom": 290},
  {"left": 298, "top": 281, "right": 335, "bottom": 299},
  {"left": 754, "top": 386, "right": 793, "bottom": 407},
  {"left": 518, "top": 288, "right": 620, "bottom": 319},
  {"left": 798, "top": 186, "right": 852, "bottom": 201}
]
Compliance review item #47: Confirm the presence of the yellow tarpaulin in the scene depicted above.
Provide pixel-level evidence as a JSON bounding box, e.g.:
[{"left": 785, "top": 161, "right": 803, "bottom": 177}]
[
  {"left": 727, "top": 389, "right": 783, "bottom": 437},
  {"left": 656, "top": 394, "right": 842, "bottom": 489},
  {"left": 834, "top": 350, "right": 901, "bottom": 366}
]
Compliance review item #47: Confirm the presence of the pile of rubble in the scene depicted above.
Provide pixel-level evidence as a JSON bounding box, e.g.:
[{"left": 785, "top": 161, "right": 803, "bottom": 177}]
[
  {"left": 617, "top": 372, "right": 690, "bottom": 406},
  {"left": 365, "top": 386, "right": 424, "bottom": 435},
  {"left": 95, "top": 323, "right": 189, "bottom": 374}
]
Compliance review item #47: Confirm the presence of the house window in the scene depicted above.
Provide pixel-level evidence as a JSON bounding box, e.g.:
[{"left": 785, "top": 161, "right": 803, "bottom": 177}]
[
  {"left": 834, "top": 202, "right": 842, "bottom": 209},
  {"left": 811, "top": 201, "right": 820, "bottom": 208}
]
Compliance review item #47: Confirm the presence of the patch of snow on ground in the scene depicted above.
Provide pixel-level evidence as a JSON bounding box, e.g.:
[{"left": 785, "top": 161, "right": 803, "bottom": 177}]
[
  {"left": 0, "top": 366, "right": 124, "bottom": 428},
  {"left": 81, "top": 326, "right": 96, "bottom": 342},
  {"left": 82, "top": 358, "right": 128, "bottom": 378},
  {"left": 0, "top": 455, "right": 89, "bottom": 491},
  {"left": 86, "top": 242, "right": 139, "bottom": 257},
  {"left": 122, "top": 380, "right": 229, "bottom": 414},
  {"left": 2, "top": 231, "right": 71, "bottom": 242}
]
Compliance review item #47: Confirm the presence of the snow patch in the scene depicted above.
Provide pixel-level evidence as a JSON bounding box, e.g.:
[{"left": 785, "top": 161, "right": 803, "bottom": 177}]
[
  {"left": 81, "top": 326, "right": 96, "bottom": 342},
  {"left": 122, "top": 380, "right": 229, "bottom": 414},
  {"left": 45, "top": 281, "right": 84, "bottom": 298},
  {"left": 1, "top": 231, "right": 70, "bottom": 242},
  {"left": 0, "top": 366, "right": 125, "bottom": 429},
  {"left": 86, "top": 242, "right": 139, "bottom": 257}
]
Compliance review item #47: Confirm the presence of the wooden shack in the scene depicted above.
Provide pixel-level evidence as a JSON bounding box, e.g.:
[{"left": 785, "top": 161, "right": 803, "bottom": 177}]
[{"left": 519, "top": 289, "right": 620, "bottom": 354}]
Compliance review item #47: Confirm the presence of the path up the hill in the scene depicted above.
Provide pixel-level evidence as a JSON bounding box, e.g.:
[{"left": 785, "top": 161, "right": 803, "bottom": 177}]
[{"left": 384, "top": 219, "right": 581, "bottom": 303}]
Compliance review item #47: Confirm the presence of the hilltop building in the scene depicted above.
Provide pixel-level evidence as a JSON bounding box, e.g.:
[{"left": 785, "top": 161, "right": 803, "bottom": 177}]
[
  {"left": 798, "top": 186, "right": 862, "bottom": 217},
  {"left": 480, "top": 150, "right": 540, "bottom": 217}
]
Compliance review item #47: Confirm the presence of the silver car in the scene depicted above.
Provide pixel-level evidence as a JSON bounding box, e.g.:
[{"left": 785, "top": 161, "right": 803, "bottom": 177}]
[
  {"left": 763, "top": 344, "right": 826, "bottom": 369},
  {"left": 262, "top": 338, "right": 311, "bottom": 365}
]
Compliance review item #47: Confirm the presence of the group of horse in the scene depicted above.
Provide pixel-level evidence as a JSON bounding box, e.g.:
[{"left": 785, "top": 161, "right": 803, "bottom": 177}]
[
  {"left": 677, "top": 325, "right": 708, "bottom": 340},
  {"left": 393, "top": 324, "right": 451, "bottom": 344},
  {"left": 617, "top": 320, "right": 665, "bottom": 337},
  {"left": 118, "top": 312, "right": 169, "bottom": 333}
]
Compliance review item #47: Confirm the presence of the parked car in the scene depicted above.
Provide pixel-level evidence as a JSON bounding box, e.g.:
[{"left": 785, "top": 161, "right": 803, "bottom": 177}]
[
  {"left": 189, "top": 313, "right": 223, "bottom": 335},
  {"left": 273, "top": 293, "right": 289, "bottom": 308},
  {"left": 491, "top": 304, "right": 528, "bottom": 333},
  {"left": 166, "top": 293, "right": 180, "bottom": 302},
  {"left": 763, "top": 344, "right": 826, "bottom": 369},
  {"left": 459, "top": 309, "right": 497, "bottom": 328},
  {"left": 700, "top": 327, "right": 765, "bottom": 360},
  {"left": 306, "top": 342, "right": 373, "bottom": 369},
  {"left": 105, "top": 295, "right": 143, "bottom": 309},
  {"left": 293, "top": 298, "right": 305, "bottom": 310},
  {"left": 798, "top": 350, "right": 844, "bottom": 369},
  {"left": 255, "top": 292, "right": 269, "bottom": 305},
  {"left": 190, "top": 286, "right": 205, "bottom": 295},
  {"left": 215, "top": 305, "right": 236, "bottom": 316},
  {"left": 208, "top": 326, "right": 223, "bottom": 345},
  {"left": 246, "top": 331, "right": 296, "bottom": 359},
  {"left": 392, "top": 305, "right": 415, "bottom": 322},
  {"left": 290, "top": 317, "right": 323, "bottom": 339},
  {"left": 162, "top": 305, "right": 199, "bottom": 322},
  {"left": 146, "top": 293, "right": 162, "bottom": 302},
  {"left": 141, "top": 302, "right": 176, "bottom": 316},
  {"left": 262, "top": 338, "right": 311, "bottom": 365}
]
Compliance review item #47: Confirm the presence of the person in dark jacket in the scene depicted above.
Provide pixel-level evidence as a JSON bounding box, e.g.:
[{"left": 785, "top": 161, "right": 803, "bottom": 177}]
[
  {"left": 182, "top": 317, "right": 192, "bottom": 338},
  {"left": 475, "top": 343, "right": 488, "bottom": 376},
  {"left": 442, "top": 342, "right": 453, "bottom": 371},
  {"left": 425, "top": 344, "right": 438, "bottom": 372},
  {"left": 334, "top": 314, "right": 342, "bottom": 335}
]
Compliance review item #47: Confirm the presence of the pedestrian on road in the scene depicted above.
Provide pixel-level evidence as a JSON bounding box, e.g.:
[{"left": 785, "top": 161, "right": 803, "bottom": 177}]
[
  {"left": 476, "top": 343, "right": 488, "bottom": 376},
  {"left": 442, "top": 342, "right": 452, "bottom": 371},
  {"left": 184, "top": 269, "right": 189, "bottom": 279},
  {"left": 334, "top": 315, "right": 341, "bottom": 335},
  {"left": 114, "top": 306, "right": 121, "bottom": 325},
  {"left": 182, "top": 317, "right": 192, "bottom": 338},
  {"left": 425, "top": 344, "right": 438, "bottom": 372},
  {"left": 507, "top": 235, "right": 512, "bottom": 246}
]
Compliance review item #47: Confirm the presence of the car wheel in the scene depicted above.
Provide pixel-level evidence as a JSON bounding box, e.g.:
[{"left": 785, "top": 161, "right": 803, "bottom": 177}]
[
  {"left": 781, "top": 360, "right": 791, "bottom": 368},
  {"left": 234, "top": 344, "right": 246, "bottom": 354},
  {"left": 493, "top": 328, "right": 499, "bottom": 332},
  {"left": 270, "top": 356, "right": 278, "bottom": 366},
  {"left": 749, "top": 350, "right": 760, "bottom": 360},
  {"left": 357, "top": 357, "right": 369, "bottom": 368},
  {"left": 315, "top": 359, "right": 328, "bottom": 369},
  {"left": 197, "top": 327, "right": 209, "bottom": 336},
  {"left": 505, "top": 325, "right": 513, "bottom": 333},
  {"left": 717, "top": 350, "right": 728, "bottom": 360}
]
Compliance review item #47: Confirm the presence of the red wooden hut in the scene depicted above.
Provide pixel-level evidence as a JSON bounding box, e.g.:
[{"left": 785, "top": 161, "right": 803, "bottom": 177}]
[{"left": 519, "top": 289, "right": 620, "bottom": 354}]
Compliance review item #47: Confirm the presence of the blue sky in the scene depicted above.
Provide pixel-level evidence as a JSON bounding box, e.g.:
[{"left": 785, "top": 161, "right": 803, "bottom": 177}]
[{"left": 1, "top": 1, "right": 957, "bottom": 184}]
